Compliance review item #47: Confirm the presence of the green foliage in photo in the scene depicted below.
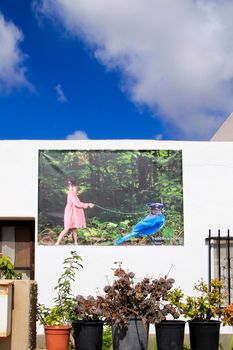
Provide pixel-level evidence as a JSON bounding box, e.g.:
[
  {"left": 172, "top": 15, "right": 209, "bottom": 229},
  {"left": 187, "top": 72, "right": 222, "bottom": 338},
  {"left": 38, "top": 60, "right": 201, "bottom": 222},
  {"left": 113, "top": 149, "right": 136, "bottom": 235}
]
[{"left": 38, "top": 150, "right": 183, "bottom": 245}]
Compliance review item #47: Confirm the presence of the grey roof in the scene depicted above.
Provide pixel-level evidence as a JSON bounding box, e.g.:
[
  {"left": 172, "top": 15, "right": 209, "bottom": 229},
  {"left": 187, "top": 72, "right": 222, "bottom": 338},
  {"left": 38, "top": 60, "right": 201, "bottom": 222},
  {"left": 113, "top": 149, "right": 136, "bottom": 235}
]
[{"left": 211, "top": 112, "right": 233, "bottom": 141}]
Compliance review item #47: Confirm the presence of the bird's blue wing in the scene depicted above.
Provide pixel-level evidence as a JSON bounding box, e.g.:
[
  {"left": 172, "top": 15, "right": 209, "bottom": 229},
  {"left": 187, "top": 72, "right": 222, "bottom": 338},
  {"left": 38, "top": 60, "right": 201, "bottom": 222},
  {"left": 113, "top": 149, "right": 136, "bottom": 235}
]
[
  {"left": 114, "top": 214, "right": 165, "bottom": 245},
  {"left": 132, "top": 214, "right": 165, "bottom": 234}
]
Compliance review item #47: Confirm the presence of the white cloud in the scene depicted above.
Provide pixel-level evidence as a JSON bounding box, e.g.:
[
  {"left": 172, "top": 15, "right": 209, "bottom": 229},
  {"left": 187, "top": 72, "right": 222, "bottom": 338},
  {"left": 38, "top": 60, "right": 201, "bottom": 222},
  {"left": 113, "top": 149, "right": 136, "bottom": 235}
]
[
  {"left": 0, "top": 13, "right": 30, "bottom": 92},
  {"left": 154, "top": 134, "right": 163, "bottom": 141},
  {"left": 36, "top": 0, "right": 233, "bottom": 139},
  {"left": 66, "top": 130, "right": 89, "bottom": 140},
  {"left": 55, "top": 83, "right": 67, "bottom": 102}
]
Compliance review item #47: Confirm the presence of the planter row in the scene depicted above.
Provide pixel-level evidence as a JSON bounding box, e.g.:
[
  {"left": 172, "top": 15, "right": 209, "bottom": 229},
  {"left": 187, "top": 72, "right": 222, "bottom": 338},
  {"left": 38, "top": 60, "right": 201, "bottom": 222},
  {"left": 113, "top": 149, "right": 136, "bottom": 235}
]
[
  {"left": 156, "top": 320, "right": 220, "bottom": 350},
  {"left": 44, "top": 319, "right": 221, "bottom": 350}
]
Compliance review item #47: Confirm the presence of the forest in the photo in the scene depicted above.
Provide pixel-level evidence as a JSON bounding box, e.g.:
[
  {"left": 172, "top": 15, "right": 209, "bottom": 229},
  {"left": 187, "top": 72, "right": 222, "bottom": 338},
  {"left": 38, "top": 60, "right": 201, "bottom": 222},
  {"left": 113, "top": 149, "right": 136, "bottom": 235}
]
[{"left": 38, "top": 150, "right": 183, "bottom": 245}]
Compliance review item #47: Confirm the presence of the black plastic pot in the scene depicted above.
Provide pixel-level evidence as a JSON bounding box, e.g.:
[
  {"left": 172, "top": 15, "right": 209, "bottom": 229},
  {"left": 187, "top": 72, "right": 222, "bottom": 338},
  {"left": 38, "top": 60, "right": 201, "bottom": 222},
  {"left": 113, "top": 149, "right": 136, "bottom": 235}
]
[
  {"left": 188, "top": 320, "right": 220, "bottom": 350},
  {"left": 112, "top": 318, "right": 149, "bottom": 350},
  {"left": 155, "top": 320, "right": 185, "bottom": 350},
  {"left": 72, "top": 320, "right": 104, "bottom": 350}
]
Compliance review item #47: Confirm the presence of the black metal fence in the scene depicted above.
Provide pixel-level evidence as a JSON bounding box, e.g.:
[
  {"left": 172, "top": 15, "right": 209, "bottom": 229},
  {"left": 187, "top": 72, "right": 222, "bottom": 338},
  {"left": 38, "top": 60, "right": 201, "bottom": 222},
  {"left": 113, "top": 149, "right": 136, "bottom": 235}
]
[{"left": 206, "top": 229, "right": 233, "bottom": 304}]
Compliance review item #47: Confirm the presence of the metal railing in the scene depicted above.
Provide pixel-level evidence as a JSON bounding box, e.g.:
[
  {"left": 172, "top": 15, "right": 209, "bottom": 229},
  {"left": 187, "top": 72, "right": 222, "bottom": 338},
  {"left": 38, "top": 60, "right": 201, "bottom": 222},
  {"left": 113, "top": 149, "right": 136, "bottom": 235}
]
[{"left": 206, "top": 229, "right": 233, "bottom": 304}]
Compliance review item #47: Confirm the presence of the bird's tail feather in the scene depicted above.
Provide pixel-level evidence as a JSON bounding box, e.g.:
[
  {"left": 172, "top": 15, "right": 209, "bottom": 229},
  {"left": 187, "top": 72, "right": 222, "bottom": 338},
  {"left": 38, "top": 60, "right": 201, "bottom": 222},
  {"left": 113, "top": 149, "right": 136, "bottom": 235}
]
[{"left": 114, "top": 231, "right": 136, "bottom": 245}]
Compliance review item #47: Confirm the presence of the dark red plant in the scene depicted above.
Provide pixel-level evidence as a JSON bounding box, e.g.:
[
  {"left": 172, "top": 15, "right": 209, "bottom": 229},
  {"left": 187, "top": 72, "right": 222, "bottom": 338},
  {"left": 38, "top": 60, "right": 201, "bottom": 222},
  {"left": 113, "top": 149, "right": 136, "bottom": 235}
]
[
  {"left": 98, "top": 264, "right": 179, "bottom": 325},
  {"left": 74, "top": 264, "right": 179, "bottom": 325}
]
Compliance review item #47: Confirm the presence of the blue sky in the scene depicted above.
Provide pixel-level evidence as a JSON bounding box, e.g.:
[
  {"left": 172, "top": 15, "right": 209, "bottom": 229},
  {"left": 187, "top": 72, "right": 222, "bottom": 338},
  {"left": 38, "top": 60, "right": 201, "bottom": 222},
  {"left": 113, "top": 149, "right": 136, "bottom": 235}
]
[{"left": 0, "top": 0, "right": 233, "bottom": 141}]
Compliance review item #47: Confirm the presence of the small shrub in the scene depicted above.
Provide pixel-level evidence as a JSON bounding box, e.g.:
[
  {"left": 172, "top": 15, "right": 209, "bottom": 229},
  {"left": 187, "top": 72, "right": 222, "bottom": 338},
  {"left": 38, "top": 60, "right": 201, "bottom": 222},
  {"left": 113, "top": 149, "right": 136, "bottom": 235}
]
[
  {"left": 0, "top": 254, "right": 22, "bottom": 280},
  {"left": 98, "top": 263, "right": 178, "bottom": 325},
  {"left": 37, "top": 251, "right": 83, "bottom": 325},
  {"left": 168, "top": 278, "right": 226, "bottom": 321}
]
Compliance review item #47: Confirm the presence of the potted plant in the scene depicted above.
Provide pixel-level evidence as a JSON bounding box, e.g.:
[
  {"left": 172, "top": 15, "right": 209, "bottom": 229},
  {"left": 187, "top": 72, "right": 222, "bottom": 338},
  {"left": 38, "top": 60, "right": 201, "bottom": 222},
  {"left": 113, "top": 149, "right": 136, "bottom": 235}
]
[
  {"left": 97, "top": 262, "right": 178, "bottom": 350},
  {"left": 154, "top": 298, "right": 185, "bottom": 350},
  {"left": 37, "top": 251, "right": 83, "bottom": 350},
  {"left": 72, "top": 294, "right": 105, "bottom": 350},
  {"left": 168, "top": 278, "right": 226, "bottom": 350},
  {"left": 154, "top": 318, "right": 186, "bottom": 350},
  {"left": 221, "top": 303, "right": 233, "bottom": 350}
]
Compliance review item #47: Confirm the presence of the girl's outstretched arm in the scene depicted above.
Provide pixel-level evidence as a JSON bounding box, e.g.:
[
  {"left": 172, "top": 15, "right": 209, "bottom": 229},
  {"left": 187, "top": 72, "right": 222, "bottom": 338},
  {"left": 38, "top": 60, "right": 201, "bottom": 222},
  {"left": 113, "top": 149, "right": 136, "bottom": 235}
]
[{"left": 70, "top": 192, "right": 93, "bottom": 209}]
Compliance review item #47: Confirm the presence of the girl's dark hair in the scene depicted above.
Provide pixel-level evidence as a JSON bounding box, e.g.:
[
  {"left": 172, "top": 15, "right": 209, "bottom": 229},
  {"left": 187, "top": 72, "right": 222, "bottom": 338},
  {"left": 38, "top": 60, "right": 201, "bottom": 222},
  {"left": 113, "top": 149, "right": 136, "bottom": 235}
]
[{"left": 67, "top": 179, "right": 76, "bottom": 187}]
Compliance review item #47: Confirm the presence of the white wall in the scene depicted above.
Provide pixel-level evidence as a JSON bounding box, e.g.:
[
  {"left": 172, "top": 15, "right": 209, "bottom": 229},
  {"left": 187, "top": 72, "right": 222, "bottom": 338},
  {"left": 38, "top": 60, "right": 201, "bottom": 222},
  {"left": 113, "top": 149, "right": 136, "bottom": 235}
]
[{"left": 0, "top": 140, "right": 232, "bottom": 333}]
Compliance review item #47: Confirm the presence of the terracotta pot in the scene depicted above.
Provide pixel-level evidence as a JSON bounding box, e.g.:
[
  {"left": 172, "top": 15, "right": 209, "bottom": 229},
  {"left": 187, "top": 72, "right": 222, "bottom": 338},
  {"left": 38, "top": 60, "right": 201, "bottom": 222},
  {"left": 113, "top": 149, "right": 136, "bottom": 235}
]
[{"left": 44, "top": 325, "right": 71, "bottom": 350}]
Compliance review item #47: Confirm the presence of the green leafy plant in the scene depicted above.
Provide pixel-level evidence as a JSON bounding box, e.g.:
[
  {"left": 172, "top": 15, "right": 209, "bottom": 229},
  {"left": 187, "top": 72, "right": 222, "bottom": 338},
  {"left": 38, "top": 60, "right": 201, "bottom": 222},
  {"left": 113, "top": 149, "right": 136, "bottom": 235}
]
[
  {"left": 102, "top": 325, "right": 112, "bottom": 350},
  {"left": 37, "top": 251, "right": 83, "bottom": 326},
  {"left": 168, "top": 278, "right": 226, "bottom": 321},
  {"left": 97, "top": 263, "right": 179, "bottom": 325},
  {"left": 221, "top": 306, "right": 233, "bottom": 350},
  {"left": 222, "top": 303, "right": 233, "bottom": 326},
  {"left": 183, "top": 345, "right": 191, "bottom": 350},
  {"left": 0, "top": 254, "right": 22, "bottom": 280}
]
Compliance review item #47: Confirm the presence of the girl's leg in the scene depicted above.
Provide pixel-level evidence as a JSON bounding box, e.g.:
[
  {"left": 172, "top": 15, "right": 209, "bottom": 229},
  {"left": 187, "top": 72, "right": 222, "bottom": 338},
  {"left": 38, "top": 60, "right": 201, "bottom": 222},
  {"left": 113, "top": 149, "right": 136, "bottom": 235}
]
[
  {"left": 72, "top": 229, "right": 78, "bottom": 245},
  {"left": 55, "top": 228, "right": 69, "bottom": 245}
]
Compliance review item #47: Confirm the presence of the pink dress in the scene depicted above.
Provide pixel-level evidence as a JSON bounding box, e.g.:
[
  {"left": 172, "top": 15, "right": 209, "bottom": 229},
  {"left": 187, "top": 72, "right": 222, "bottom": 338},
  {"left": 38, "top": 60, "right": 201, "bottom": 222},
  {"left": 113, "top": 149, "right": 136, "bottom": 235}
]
[{"left": 64, "top": 190, "right": 89, "bottom": 229}]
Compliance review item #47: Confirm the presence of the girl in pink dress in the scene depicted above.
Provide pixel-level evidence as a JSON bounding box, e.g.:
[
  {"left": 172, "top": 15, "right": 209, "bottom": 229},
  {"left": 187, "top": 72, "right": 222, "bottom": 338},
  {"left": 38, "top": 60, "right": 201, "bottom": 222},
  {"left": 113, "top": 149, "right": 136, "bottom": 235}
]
[{"left": 55, "top": 181, "right": 94, "bottom": 245}]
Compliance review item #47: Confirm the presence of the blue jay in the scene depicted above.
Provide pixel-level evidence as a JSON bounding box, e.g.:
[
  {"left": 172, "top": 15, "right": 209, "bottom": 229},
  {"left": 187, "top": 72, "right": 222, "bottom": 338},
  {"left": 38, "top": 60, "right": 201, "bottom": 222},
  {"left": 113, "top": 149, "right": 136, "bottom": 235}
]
[{"left": 114, "top": 203, "right": 165, "bottom": 245}]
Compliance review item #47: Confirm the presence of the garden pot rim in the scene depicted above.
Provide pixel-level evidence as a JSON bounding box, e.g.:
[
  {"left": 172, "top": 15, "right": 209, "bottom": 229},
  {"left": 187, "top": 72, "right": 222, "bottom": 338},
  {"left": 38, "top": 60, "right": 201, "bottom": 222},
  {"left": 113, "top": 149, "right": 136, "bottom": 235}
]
[
  {"left": 157, "top": 319, "right": 186, "bottom": 324},
  {"left": 72, "top": 319, "right": 104, "bottom": 325},
  {"left": 112, "top": 318, "right": 149, "bottom": 330},
  {"left": 188, "top": 320, "right": 221, "bottom": 324},
  {"left": 44, "top": 324, "right": 72, "bottom": 330},
  {"left": 112, "top": 317, "right": 146, "bottom": 324}
]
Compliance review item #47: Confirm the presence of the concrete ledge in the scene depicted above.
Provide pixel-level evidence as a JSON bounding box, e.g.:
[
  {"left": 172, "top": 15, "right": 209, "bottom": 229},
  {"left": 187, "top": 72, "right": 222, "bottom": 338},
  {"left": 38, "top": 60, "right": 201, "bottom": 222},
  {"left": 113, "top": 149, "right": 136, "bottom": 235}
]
[
  {"left": 37, "top": 333, "right": 233, "bottom": 350},
  {"left": 0, "top": 280, "right": 37, "bottom": 350}
]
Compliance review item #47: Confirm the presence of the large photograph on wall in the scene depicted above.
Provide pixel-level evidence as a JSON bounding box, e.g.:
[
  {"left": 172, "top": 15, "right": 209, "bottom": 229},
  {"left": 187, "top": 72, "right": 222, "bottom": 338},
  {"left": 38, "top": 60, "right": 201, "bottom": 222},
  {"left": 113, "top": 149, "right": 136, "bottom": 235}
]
[{"left": 38, "top": 150, "right": 184, "bottom": 246}]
